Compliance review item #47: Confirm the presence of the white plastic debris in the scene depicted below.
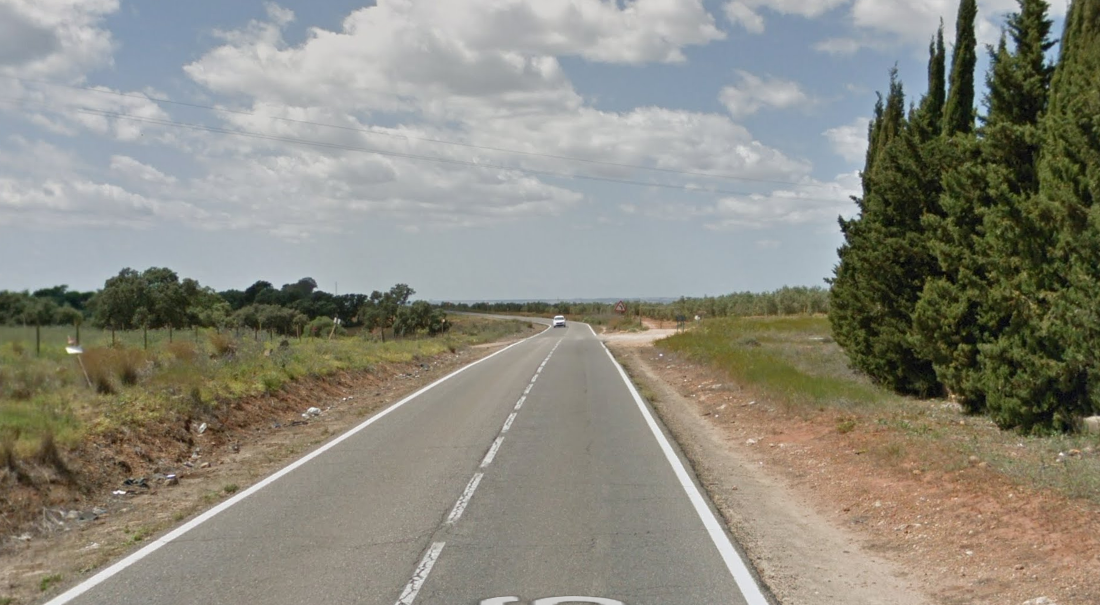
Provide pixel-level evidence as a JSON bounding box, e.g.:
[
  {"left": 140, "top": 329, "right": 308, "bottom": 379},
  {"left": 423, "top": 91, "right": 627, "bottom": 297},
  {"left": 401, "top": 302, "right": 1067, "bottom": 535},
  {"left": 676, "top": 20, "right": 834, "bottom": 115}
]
[
  {"left": 197, "top": 422, "right": 207, "bottom": 434},
  {"left": 302, "top": 407, "right": 322, "bottom": 418}
]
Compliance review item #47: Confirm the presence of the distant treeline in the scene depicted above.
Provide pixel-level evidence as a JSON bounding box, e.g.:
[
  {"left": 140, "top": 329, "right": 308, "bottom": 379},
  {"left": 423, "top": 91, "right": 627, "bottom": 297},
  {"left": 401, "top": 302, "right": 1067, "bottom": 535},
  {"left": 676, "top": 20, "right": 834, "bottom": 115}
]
[
  {"left": 442, "top": 286, "right": 829, "bottom": 319},
  {"left": 0, "top": 269, "right": 447, "bottom": 339}
]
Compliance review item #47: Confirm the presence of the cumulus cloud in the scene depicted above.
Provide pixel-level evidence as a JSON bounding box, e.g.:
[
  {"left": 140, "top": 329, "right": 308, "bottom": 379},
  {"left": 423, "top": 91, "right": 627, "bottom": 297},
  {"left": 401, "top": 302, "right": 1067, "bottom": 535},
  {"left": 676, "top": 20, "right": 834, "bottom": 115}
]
[
  {"left": 1, "top": 0, "right": 822, "bottom": 240},
  {"left": 164, "top": 2, "right": 809, "bottom": 238},
  {"left": 704, "top": 171, "right": 860, "bottom": 230},
  {"left": 841, "top": 0, "right": 1069, "bottom": 53},
  {"left": 823, "top": 117, "right": 870, "bottom": 164},
  {"left": 724, "top": 0, "right": 849, "bottom": 33},
  {"left": 0, "top": 138, "right": 205, "bottom": 229},
  {"left": 720, "top": 71, "right": 814, "bottom": 119},
  {"left": 0, "top": 0, "right": 118, "bottom": 79}
]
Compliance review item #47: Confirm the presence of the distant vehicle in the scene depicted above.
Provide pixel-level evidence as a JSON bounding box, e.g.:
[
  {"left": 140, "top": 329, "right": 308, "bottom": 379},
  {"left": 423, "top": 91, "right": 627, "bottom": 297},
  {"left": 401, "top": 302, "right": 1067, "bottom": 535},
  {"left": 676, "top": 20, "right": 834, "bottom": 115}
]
[{"left": 552, "top": 315, "right": 566, "bottom": 328}]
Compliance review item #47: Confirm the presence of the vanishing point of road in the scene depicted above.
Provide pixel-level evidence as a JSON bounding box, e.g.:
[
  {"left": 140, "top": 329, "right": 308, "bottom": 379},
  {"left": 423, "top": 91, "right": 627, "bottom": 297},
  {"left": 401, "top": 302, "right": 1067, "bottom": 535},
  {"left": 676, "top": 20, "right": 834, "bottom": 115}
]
[{"left": 45, "top": 320, "right": 771, "bottom": 605}]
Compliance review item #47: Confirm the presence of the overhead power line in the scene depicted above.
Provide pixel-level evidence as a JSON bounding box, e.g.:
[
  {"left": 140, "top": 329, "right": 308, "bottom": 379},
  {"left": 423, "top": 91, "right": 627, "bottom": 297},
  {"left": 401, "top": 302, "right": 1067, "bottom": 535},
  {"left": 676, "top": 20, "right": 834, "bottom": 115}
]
[
  {"left": 2, "top": 74, "right": 809, "bottom": 187},
  {"left": 0, "top": 97, "right": 851, "bottom": 204}
]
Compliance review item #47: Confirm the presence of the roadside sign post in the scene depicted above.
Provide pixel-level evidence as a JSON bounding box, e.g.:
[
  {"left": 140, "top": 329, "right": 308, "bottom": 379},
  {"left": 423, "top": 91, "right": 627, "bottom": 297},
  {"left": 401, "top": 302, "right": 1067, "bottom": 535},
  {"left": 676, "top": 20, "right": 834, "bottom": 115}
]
[{"left": 66, "top": 344, "right": 93, "bottom": 389}]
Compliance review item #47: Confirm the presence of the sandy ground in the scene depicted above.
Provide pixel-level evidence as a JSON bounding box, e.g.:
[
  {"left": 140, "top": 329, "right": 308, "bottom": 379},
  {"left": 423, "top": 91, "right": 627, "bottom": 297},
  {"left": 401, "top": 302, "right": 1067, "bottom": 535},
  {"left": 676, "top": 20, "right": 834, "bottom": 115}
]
[{"left": 604, "top": 331, "right": 1100, "bottom": 605}]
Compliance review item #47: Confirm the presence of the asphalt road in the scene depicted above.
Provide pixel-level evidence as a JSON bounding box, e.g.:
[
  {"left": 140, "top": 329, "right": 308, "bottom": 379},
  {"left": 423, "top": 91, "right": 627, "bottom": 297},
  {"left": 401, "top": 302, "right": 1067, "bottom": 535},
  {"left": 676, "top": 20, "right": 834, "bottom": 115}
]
[{"left": 46, "top": 322, "right": 769, "bottom": 605}]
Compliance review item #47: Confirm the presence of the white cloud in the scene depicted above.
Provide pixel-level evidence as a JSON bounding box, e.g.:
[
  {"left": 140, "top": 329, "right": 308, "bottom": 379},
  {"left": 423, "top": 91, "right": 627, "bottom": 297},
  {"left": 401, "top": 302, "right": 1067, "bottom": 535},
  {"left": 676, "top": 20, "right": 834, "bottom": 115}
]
[
  {"left": 724, "top": 3, "right": 765, "bottom": 33},
  {"left": 720, "top": 70, "right": 814, "bottom": 119},
  {"left": 0, "top": 0, "right": 118, "bottom": 79},
  {"left": 823, "top": 117, "right": 870, "bottom": 164},
  {"left": 704, "top": 171, "right": 860, "bottom": 230},
  {"left": 186, "top": 0, "right": 724, "bottom": 110},
  {"left": 1, "top": 1, "right": 816, "bottom": 241},
  {"left": 841, "top": 0, "right": 1069, "bottom": 53},
  {"left": 724, "top": 0, "right": 849, "bottom": 33},
  {"left": 162, "top": 2, "right": 808, "bottom": 238},
  {"left": 110, "top": 155, "right": 178, "bottom": 186},
  {"left": 814, "top": 37, "right": 861, "bottom": 55},
  {"left": 0, "top": 138, "right": 207, "bottom": 230}
]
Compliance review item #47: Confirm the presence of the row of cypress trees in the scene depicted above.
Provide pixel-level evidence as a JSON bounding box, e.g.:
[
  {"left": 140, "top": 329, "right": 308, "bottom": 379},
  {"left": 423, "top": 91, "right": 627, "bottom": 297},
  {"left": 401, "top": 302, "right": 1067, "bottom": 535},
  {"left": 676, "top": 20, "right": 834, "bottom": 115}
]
[{"left": 830, "top": 0, "right": 1100, "bottom": 432}]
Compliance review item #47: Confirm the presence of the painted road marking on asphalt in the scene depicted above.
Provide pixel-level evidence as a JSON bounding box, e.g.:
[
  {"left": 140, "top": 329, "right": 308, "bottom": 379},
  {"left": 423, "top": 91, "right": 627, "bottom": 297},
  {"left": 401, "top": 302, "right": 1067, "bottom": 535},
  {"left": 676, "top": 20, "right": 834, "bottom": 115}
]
[
  {"left": 394, "top": 542, "right": 446, "bottom": 605},
  {"left": 481, "top": 435, "right": 505, "bottom": 468},
  {"left": 42, "top": 324, "right": 553, "bottom": 605},
  {"left": 446, "top": 473, "right": 484, "bottom": 525},
  {"left": 598, "top": 336, "right": 770, "bottom": 605},
  {"left": 481, "top": 598, "right": 625, "bottom": 605},
  {"left": 400, "top": 332, "right": 562, "bottom": 604}
]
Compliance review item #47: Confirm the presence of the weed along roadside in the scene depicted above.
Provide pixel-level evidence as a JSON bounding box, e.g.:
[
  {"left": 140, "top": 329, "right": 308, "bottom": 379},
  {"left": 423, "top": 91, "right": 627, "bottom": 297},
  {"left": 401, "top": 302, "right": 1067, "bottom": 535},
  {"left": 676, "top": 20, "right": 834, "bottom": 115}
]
[
  {"left": 0, "top": 316, "right": 538, "bottom": 605},
  {"left": 609, "top": 315, "right": 1100, "bottom": 605}
]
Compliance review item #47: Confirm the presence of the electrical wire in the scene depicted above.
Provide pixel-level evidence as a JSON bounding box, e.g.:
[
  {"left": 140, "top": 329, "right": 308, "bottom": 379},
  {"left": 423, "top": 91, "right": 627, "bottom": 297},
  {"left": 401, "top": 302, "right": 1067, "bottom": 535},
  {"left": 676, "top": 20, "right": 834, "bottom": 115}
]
[{"left": 0, "top": 96, "right": 852, "bottom": 204}]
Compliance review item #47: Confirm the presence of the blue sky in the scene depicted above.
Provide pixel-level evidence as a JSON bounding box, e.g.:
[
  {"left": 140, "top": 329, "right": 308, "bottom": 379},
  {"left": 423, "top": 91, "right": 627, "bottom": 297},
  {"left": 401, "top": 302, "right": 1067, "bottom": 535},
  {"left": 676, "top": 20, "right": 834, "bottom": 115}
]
[{"left": 0, "top": 0, "right": 1067, "bottom": 300}]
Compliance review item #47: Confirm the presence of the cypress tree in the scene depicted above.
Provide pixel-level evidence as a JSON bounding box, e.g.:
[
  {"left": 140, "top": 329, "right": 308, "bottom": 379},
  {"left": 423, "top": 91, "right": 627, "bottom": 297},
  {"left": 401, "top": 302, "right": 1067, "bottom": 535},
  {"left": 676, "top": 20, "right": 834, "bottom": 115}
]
[
  {"left": 943, "top": 0, "right": 979, "bottom": 136},
  {"left": 831, "top": 69, "right": 943, "bottom": 396},
  {"left": 915, "top": 0, "right": 1055, "bottom": 414},
  {"left": 980, "top": 0, "right": 1098, "bottom": 431},
  {"left": 915, "top": 23, "right": 947, "bottom": 139}
]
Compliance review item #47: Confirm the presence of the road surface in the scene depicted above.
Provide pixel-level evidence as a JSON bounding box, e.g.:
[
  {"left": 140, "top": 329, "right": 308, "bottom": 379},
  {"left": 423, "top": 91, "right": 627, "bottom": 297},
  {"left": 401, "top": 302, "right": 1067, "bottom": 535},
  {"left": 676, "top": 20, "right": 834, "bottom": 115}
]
[{"left": 46, "top": 321, "right": 770, "bottom": 605}]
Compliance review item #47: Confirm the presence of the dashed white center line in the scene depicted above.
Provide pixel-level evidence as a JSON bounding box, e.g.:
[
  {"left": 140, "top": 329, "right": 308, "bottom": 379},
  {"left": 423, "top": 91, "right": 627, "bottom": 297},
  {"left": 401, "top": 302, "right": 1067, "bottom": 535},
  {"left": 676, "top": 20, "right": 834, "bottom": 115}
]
[
  {"left": 393, "top": 541, "right": 445, "bottom": 605},
  {"left": 446, "top": 473, "right": 483, "bottom": 525},
  {"left": 480, "top": 435, "right": 505, "bottom": 468},
  {"left": 400, "top": 337, "right": 563, "bottom": 604}
]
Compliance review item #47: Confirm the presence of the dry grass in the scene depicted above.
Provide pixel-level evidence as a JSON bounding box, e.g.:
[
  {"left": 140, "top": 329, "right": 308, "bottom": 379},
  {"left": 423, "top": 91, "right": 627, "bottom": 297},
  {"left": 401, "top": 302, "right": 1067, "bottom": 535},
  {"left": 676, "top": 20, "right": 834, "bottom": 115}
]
[
  {"left": 657, "top": 315, "right": 1100, "bottom": 505},
  {"left": 0, "top": 318, "right": 536, "bottom": 468}
]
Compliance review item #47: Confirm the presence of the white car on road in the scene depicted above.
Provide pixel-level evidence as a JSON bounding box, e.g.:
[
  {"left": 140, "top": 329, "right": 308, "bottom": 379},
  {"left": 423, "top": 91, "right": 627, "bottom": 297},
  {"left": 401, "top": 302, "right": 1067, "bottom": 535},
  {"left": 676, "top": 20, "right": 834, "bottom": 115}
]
[{"left": 552, "top": 315, "right": 566, "bottom": 328}]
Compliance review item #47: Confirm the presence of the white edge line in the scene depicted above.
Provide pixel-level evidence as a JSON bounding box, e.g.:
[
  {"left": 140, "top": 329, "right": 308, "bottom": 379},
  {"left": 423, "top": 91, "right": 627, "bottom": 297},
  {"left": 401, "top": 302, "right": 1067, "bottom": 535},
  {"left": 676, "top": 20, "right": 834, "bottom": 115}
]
[
  {"left": 523, "top": 384, "right": 533, "bottom": 395},
  {"left": 598, "top": 341, "right": 771, "bottom": 605},
  {"left": 394, "top": 541, "right": 446, "bottom": 605},
  {"left": 446, "top": 473, "right": 484, "bottom": 524},
  {"left": 530, "top": 373, "right": 538, "bottom": 384},
  {"left": 480, "top": 435, "right": 505, "bottom": 468},
  {"left": 514, "top": 396, "right": 526, "bottom": 410},
  {"left": 44, "top": 326, "right": 550, "bottom": 605},
  {"left": 501, "top": 412, "right": 518, "bottom": 433}
]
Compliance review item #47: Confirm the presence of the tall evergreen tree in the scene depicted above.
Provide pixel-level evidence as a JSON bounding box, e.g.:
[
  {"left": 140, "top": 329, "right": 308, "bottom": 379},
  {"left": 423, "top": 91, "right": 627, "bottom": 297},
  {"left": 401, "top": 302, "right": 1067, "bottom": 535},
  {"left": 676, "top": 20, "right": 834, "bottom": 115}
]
[
  {"left": 980, "top": 0, "right": 1098, "bottom": 431},
  {"left": 943, "top": 0, "right": 979, "bottom": 136},
  {"left": 831, "top": 69, "right": 943, "bottom": 396},
  {"left": 915, "top": 23, "right": 947, "bottom": 139},
  {"left": 915, "top": 0, "right": 1055, "bottom": 413}
]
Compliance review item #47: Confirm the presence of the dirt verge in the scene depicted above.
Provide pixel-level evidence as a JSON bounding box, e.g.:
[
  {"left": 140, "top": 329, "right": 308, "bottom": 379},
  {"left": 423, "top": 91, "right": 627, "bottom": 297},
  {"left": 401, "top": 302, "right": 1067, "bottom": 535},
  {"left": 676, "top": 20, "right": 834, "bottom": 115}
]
[
  {"left": 0, "top": 334, "right": 532, "bottom": 605},
  {"left": 608, "top": 339, "right": 1100, "bottom": 605}
]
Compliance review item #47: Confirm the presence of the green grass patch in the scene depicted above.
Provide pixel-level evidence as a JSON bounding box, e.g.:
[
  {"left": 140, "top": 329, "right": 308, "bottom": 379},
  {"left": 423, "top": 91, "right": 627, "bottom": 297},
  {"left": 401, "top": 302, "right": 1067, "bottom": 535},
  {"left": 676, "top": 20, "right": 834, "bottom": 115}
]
[
  {"left": 655, "top": 314, "right": 1100, "bottom": 505},
  {"left": 39, "top": 574, "right": 61, "bottom": 593},
  {"left": 658, "top": 316, "right": 885, "bottom": 412},
  {"left": 0, "top": 317, "right": 533, "bottom": 463}
]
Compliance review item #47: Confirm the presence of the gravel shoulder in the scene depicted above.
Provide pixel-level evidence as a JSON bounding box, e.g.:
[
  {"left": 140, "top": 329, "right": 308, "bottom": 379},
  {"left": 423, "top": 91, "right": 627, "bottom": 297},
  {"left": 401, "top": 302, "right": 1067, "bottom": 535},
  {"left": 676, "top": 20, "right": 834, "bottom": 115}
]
[
  {"left": 606, "top": 330, "right": 1100, "bottom": 605},
  {"left": 608, "top": 340, "right": 933, "bottom": 605}
]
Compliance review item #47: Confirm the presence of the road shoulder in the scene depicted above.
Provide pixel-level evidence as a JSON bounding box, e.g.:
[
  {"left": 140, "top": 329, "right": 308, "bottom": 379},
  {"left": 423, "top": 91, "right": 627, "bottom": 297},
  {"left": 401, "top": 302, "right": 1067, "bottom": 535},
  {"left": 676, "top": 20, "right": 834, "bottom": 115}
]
[{"left": 609, "top": 342, "right": 934, "bottom": 605}]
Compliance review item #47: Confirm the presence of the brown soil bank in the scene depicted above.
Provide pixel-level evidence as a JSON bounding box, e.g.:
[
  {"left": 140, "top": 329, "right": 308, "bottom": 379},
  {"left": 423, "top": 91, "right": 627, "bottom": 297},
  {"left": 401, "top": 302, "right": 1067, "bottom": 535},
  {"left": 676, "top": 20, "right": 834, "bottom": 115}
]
[
  {"left": 0, "top": 338, "right": 529, "bottom": 605},
  {"left": 611, "top": 342, "right": 1100, "bottom": 605}
]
